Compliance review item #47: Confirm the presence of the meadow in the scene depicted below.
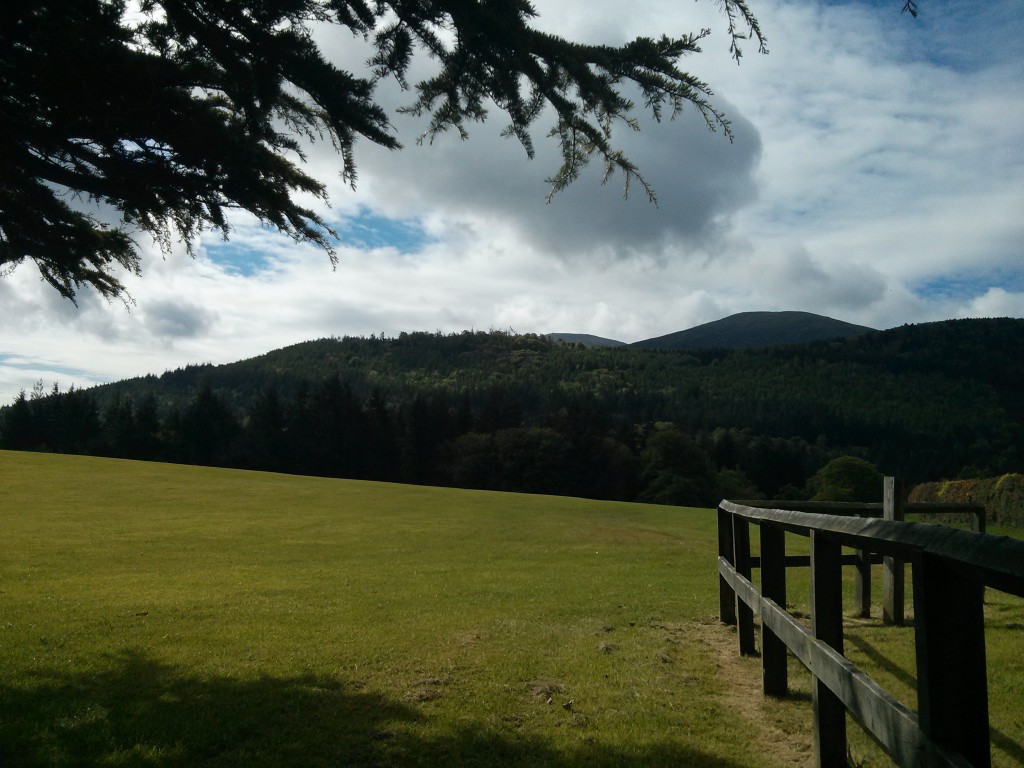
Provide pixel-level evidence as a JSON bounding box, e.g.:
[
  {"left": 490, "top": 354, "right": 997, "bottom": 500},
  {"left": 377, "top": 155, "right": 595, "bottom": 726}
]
[{"left": 2, "top": 450, "right": 1021, "bottom": 766}]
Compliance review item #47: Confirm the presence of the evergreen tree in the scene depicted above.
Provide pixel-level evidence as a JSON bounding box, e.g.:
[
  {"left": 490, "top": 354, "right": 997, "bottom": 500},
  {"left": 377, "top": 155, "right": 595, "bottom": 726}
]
[
  {"left": 177, "top": 385, "right": 240, "bottom": 466},
  {"left": 102, "top": 395, "right": 141, "bottom": 458},
  {"left": 133, "top": 394, "right": 163, "bottom": 461},
  {"left": 398, "top": 392, "right": 450, "bottom": 485},
  {"left": 0, "top": 391, "right": 37, "bottom": 450},
  {"left": 363, "top": 388, "right": 399, "bottom": 481},
  {"left": 242, "top": 387, "right": 287, "bottom": 472},
  {"left": 287, "top": 376, "right": 366, "bottom": 477},
  {"left": 2, "top": 0, "right": 764, "bottom": 301},
  {"left": 637, "top": 425, "right": 718, "bottom": 506}
]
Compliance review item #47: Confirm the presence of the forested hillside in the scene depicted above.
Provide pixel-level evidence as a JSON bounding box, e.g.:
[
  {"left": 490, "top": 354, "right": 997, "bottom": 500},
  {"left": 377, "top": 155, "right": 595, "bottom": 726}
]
[{"left": 3, "top": 318, "right": 1021, "bottom": 505}]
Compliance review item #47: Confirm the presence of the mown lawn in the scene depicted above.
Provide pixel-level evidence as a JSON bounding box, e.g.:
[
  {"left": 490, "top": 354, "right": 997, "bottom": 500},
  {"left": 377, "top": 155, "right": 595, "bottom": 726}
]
[
  {"left": 1, "top": 450, "right": 815, "bottom": 767},
  {"left": 2, "top": 450, "right": 1021, "bottom": 767}
]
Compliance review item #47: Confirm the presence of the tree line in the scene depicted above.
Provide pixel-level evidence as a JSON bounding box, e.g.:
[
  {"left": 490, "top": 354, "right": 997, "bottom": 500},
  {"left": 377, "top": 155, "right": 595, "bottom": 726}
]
[
  {"left": 2, "top": 319, "right": 1021, "bottom": 505},
  {"left": 2, "top": 375, "right": 831, "bottom": 506}
]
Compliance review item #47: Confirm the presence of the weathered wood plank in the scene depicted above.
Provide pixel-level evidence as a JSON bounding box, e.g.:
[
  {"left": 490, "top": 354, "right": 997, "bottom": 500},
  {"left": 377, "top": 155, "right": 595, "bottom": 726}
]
[
  {"left": 736, "top": 499, "right": 984, "bottom": 517},
  {"left": 883, "top": 477, "right": 906, "bottom": 625},
  {"left": 812, "top": 530, "right": 847, "bottom": 767},
  {"left": 759, "top": 598, "right": 972, "bottom": 768},
  {"left": 734, "top": 499, "right": 883, "bottom": 514},
  {"left": 760, "top": 524, "right": 787, "bottom": 696},
  {"left": 734, "top": 516, "right": 756, "bottom": 656},
  {"left": 718, "top": 557, "right": 971, "bottom": 768},
  {"left": 914, "top": 553, "right": 991, "bottom": 768},
  {"left": 855, "top": 546, "right": 872, "bottom": 618},
  {"left": 717, "top": 501, "right": 997, "bottom": 768},
  {"left": 971, "top": 508, "right": 986, "bottom": 534},
  {"left": 718, "top": 501, "right": 1024, "bottom": 597},
  {"left": 747, "top": 553, "right": 883, "bottom": 569},
  {"left": 718, "top": 556, "right": 761, "bottom": 616},
  {"left": 718, "top": 505, "right": 736, "bottom": 625}
]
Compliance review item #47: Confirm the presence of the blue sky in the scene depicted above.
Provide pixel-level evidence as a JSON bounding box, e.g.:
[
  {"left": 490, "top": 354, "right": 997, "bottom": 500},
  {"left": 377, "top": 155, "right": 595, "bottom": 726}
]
[
  {"left": 1, "top": 0, "right": 1022, "bottom": 403},
  {"left": 205, "top": 211, "right": 434, "bottom": 275}
]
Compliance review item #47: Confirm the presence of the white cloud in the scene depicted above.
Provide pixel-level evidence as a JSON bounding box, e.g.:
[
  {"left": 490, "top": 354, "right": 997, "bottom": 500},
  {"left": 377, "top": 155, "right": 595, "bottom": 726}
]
[
  {"left": 958, "top": 288, "right": 1024, "bottom": 319},
  {"left": 2, "top": 0, "right": 1023, "bottom": 405}
]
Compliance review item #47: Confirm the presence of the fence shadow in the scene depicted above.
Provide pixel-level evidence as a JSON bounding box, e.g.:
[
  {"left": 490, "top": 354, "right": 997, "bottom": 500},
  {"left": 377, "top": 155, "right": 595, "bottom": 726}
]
[
  {"left": 843, "top": 631, "right": 916, "bottom": 691},
  {"left": 844, "top": 631, "right": 1024, "bottom": 766},
  {"left": 0, "top": 649, "right": 751, "bottom": 767}
]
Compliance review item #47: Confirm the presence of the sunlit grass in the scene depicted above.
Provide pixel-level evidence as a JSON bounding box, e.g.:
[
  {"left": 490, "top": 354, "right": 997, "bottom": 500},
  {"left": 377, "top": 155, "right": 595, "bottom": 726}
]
[
  {"left": 1, "top": 451, "right": 803, "bottom": 767},
  {"left": 3, "top": 450, "right": 1021, "bottom": 767}
]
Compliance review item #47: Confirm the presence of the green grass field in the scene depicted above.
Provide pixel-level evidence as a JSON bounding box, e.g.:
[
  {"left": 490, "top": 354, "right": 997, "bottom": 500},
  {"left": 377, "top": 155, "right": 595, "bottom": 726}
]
[{"left": 2, "top": 451, "right": 1022, "bottom": 767}]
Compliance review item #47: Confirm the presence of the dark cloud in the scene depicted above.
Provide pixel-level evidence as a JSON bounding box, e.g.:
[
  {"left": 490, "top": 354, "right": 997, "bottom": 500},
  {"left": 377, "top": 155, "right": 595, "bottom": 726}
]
[
  {"left": 763, "top": 248, "right": 888, "bottom": 311},
  {"left": 143, "top": 301, "right": 216, "bottom": 338},
  {"left": 352, "top": 89, "right": 761, "bottom": 261}
]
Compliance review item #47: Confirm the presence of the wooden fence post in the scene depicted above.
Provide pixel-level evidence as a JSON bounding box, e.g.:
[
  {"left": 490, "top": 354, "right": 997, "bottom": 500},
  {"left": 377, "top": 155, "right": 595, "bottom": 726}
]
[
  {"left": 760, "top": 524, "right": 787, "bottom": 696},
  {"left": 811, "top": 530, "right": 847, "bottom": 767},
  {"left": 733, "top": 515, "right": 756, "bottom": 656},
  {"left": 882, "top": 477, "right": 905, "bottom": 626},
  {"left": 855, "top": 545, "right": 872, "bottom": 618},
  {"left": 913, "top": 553, "right": 991, "bottom": 768},
  {"left": 718, "top": 505, "right": 736, "bottom": 626},
  {"left": 971, "top": 507, "right": 986, "bottom": 534}
]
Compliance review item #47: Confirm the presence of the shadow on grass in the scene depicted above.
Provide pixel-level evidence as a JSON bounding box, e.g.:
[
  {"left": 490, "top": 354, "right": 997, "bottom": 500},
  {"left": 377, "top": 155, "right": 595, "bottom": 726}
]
[
  {"left": 844, "top": 631, "right": 916, "bottom": 691},
  {"left": 1, "top": 650, "right": 751, "bottom": 767},
  {"left": 986, "top": 598, "right": 1024, "bottom": 630},
  {"left": 0, "top": 650, "right": 416, "bottom": 767},
  {"left": 844, "top": 632, "right": 1024, "bottom": 766}
]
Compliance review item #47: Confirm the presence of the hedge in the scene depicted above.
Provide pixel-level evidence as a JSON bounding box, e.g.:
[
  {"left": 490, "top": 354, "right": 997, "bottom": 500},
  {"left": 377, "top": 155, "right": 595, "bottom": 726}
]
[{"left": 909, "top": 474, "right": 1024, "bottom": 528}]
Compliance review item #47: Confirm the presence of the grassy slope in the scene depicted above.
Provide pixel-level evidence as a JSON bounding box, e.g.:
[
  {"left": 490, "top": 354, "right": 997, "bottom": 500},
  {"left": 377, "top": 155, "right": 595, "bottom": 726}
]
[
  {"left": 2, "top": 451, "right": 1021, "bottom": 767},
  {"left": 1, "top": 451, "right": 812, "bottom": 767}
]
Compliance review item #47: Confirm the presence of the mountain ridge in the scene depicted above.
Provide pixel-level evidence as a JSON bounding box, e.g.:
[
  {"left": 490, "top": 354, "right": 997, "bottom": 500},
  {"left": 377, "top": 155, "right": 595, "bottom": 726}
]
[
  {"left": 547, "top": 311, "right": 876, "bottom": 350},
  {"left": 628, "top": 311, "right": 876, "bottom": 350}
]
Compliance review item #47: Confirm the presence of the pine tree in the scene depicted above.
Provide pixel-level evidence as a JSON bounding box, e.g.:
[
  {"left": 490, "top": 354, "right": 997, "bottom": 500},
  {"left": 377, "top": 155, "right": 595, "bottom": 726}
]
[{"left": 1, "top": 0, "right": 764, "bottom": 302}]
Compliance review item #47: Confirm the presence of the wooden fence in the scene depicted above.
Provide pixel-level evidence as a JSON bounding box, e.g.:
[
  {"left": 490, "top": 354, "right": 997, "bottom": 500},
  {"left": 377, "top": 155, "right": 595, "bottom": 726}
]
[
  {"left": 734, "top": 481, "right": 986, "bottom": 625},
  {"left": 717, "top": 481, "right": 1024, "bottom": 768}
]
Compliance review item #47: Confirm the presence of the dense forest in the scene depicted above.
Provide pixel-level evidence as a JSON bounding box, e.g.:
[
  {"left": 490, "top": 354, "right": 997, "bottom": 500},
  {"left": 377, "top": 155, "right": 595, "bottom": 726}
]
[{"left": 2, "top": 318, "right": 1021, "bottom": 506}]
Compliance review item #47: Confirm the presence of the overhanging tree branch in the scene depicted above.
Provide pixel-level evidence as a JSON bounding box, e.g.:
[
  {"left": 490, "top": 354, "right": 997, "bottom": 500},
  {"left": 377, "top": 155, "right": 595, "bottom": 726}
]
[{"left": 1, "top": 0, "right": 774, "bottom": 302}]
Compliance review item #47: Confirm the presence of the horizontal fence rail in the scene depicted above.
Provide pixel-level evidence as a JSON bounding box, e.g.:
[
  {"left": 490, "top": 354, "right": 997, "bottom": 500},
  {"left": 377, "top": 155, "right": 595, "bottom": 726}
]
[
  {"left": 717, "top": 482, "right": 1024, "bottom": 768},
  {"left": 733, "top": 499, "right": 986, "bottom": 532},
  {"left": 733, "top": 495, "right": 986, "bottom": 625}
]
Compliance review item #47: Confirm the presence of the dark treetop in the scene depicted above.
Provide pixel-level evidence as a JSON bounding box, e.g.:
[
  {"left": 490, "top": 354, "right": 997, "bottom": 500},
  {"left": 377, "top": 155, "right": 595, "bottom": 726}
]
[{"left": 0, "top": 0, "right": 764, "bottom": 301}]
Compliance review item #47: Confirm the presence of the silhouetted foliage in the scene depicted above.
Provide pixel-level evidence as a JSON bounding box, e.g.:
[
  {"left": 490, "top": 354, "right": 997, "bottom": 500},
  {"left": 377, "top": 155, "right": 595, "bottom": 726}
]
[
  {"left": 2, "top": 0, "right": 764, "bottom": 301},
  {"left": 636, "top": 426, "right": 717, "bottom": 507}
]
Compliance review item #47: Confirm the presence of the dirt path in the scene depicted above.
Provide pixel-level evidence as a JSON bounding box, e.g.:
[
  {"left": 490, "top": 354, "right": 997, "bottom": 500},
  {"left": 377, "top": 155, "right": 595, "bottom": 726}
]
[{"left": 691, "top": 617, "right": 815, "bottom": 767}]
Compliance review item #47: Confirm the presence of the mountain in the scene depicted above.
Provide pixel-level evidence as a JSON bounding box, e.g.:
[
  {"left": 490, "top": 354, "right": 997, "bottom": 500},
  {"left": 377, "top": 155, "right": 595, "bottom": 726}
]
[
  {"left": 631, "top": 311, "right": 876, "bottom": 350},
  {"left": 546, "top": 333, "right": 626, "bottom": 348}
]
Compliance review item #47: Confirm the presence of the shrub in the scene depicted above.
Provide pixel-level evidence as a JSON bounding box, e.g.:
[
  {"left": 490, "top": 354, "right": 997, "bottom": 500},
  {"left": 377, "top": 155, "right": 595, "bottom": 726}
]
[
  {"left": 909, "top": 474, "right": 1024, "bottom": 527},
  {"left": 806, "top": 456, "right": 883, "bottom": 503}
]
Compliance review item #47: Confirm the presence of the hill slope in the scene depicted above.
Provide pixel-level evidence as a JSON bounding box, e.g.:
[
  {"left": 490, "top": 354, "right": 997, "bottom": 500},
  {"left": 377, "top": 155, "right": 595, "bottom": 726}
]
[
  {"left": 631, "top": 311, "right": 876, "bottom": 350},
  {"left": 0, "top": 450, "right": 814, "bottom": 767},
  {"left": 3, "top": 318, "right": 1022, "bottom": 502}
]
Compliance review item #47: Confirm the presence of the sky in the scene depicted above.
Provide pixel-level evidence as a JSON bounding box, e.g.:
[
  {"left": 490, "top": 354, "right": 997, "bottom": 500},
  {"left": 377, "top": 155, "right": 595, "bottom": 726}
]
[{"left": 2, "top": 0, "right": 1023, "bottom": 404}]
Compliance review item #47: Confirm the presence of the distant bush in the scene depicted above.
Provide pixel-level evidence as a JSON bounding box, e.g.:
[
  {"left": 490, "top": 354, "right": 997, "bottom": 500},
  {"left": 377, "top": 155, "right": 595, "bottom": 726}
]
[
  {"left": 909, "top": 474, "right": 1024, "bottom": 527},
  {"left": 806, "top": 456, "right": 883, "bottom": 503}
]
